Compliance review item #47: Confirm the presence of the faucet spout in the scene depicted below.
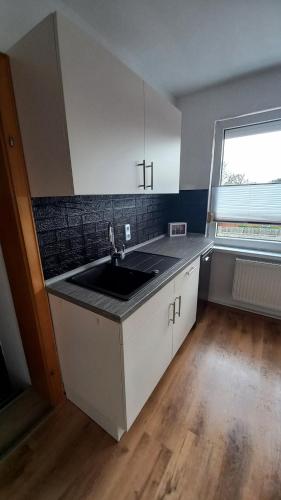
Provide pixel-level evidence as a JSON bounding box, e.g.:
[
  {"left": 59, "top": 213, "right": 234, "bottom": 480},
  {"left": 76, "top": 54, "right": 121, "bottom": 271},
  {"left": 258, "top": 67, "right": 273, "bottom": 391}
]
[
  {"left": 108, "top": 222, "right": 115, "bottom": 248},
  {"left": 108, "top": 223, "right": 125, "bottom": 265}
]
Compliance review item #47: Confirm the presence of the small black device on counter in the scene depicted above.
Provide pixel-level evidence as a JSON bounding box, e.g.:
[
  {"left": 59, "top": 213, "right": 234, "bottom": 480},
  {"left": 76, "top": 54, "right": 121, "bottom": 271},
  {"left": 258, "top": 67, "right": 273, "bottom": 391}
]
[{"left": 197, "top": 248, "right": 213, "bottom": 321}]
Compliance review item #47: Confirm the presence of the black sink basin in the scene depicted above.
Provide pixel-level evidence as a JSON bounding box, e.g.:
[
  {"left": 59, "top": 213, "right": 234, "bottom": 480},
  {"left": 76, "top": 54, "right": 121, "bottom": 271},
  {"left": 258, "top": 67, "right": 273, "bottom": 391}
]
[
  {"left": 67, "top": 251, "right": 180, "bottom": 300},
  {"left": 67, "top": 263, "right": 156, "bottom": 300}
]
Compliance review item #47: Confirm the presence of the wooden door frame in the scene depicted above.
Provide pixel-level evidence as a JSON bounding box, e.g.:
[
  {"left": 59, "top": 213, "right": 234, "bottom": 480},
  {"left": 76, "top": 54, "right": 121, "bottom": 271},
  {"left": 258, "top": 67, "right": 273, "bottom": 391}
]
[{"left": 0, "top": 53, "right": 65, "bottom": 406}]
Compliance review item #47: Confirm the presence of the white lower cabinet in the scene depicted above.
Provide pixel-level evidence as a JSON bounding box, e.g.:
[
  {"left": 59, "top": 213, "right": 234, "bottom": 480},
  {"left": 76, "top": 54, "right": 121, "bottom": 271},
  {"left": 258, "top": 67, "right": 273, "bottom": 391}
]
[
  {"left": 49, "top": 296, "right": 126, "bottom": 440},
  {"left": 49, "top": 257, "right": 200, "bottom": 441},
  {"left": 173, "top": 259, "right": 200, "bottom": 355},
  {"left": 122, "top": 280, "right": 174, "bottom": 429}
]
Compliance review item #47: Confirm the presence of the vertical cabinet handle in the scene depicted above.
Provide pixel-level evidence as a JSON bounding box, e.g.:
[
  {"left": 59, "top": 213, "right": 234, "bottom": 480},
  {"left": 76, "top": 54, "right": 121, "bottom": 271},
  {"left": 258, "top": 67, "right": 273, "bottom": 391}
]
[
  {"left": 145, "top": 161, "right": 154, "bottom": 190},
  {"left": 169, "top": 301, "right": 176, "bottom": 325},
  {"left": 185, "top": 266, "right": 196, "bottom": 277},
  {"left": 169, "top": 297, "right": 181, "bottom": 325},
  {"left": 137, "top": 160, "right": 146, "bottom": 188},
  {"left": 138, "top": 161, "right": 154, "bottom": 190},
  {"left": 175, "top": 296, "right": 181, "bottom": 317}
]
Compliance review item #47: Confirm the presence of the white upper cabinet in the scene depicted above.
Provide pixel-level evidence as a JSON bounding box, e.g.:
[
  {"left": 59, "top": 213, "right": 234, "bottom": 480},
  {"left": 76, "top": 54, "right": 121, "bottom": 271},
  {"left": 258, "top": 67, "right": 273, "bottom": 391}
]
[
  {"left": 56, "top": 14, "right": 145, "bottom": 195},
  {"left": 9, "top": 15, "right": 74, "bottom": 197},
  {"left": 10, "top": 13, "right": 181, "bottom": 196},
  {"left": 144, "top": 83, "right": 181, "bottom": 193}
]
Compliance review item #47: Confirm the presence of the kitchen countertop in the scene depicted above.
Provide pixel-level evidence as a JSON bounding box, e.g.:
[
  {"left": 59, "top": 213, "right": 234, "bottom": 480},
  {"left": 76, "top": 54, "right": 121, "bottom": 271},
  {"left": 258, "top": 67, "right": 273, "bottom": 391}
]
[{"left": 47, "top": 234, "right": 213, "bottom": 322}]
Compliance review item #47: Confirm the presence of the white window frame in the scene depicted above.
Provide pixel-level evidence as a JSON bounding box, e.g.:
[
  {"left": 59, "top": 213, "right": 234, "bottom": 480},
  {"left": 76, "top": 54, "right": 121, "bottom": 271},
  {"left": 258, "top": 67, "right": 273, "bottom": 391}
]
[{"left": 208, "top": 108, "right": 281, "bottom": 252}]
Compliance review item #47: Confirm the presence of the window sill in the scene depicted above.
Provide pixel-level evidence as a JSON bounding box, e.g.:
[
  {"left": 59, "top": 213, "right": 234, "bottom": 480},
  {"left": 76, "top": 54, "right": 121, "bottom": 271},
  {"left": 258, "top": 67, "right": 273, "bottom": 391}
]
[{"left": 213, "top": 244, "right": 281, "bottom": 261}]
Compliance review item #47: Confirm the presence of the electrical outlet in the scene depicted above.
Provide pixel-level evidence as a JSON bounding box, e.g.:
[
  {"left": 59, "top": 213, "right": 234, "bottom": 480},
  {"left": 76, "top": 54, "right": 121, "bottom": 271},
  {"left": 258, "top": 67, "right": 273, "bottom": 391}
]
[{"left": 125, "top": 224, "right": 131, "bottom": 241}]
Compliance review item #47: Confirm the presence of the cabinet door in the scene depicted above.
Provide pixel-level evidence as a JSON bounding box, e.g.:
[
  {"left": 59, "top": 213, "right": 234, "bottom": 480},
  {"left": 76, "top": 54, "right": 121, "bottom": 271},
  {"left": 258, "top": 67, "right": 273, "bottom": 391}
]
[
  {"left": 49, "top": 295, "right": 125, "bottom": 439},
  {"left": 57, "top": 14, "right": 145, "bottom": 195},
  {"left": 144, "top": 83, "right": 181, "bottom": 193},
  {"left": 9, "top": 15, "right": 74, "bottom": 197},
  {"left": 173, "top": 258, "right": 200, "bottom": 355},
  {"left": 122, "top": 281, "right": 174, "bottom": 429}
]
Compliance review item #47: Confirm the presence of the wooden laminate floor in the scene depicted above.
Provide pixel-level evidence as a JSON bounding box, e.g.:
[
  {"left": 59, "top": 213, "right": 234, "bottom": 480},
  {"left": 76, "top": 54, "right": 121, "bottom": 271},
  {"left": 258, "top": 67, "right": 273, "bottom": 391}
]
[
  {"left": 0, "top": 304, "right": 281, "bottom": 500},
  {"left": 0, "top": 388, "right": 50, "bottom": 457}
]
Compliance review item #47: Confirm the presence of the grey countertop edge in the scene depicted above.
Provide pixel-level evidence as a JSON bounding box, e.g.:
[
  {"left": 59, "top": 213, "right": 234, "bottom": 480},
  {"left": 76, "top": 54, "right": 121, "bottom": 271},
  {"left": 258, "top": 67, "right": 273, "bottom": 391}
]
[{"left": 47, "top": 238, "right": 214, "bottom": 323}]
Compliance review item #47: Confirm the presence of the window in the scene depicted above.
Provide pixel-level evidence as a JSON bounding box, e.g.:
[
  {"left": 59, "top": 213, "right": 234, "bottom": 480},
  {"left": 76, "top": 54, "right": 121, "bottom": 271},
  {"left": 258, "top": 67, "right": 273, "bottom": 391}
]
[
  {"left": 210, "top": 110, "right": 281, "bottom": 251},
  {"left": 221, "top": 122, "right": 281, "bottom": 186},
  {"left": 216, "top": 223, "right": 281, "bottom": 242}
]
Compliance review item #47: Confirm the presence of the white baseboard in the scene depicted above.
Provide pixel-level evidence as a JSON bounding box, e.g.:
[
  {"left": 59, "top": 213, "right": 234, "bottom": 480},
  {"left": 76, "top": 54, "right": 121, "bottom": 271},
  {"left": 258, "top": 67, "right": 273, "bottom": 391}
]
[{"left": 208, "top": 296, "right": 281, "bottom": 321}]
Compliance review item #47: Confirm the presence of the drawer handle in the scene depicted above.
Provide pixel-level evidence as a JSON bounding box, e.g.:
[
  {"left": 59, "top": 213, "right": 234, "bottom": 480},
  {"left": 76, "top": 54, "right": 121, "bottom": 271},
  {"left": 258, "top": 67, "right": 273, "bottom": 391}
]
[
  {"left": 185, "top": 266, "right": 195, "bottom": 277},
  {"left": 169, "top": 301, "right": 176, "bottom": 325},
  {"left": 175, "top": 295, "right": 181, "bottom": 317}
]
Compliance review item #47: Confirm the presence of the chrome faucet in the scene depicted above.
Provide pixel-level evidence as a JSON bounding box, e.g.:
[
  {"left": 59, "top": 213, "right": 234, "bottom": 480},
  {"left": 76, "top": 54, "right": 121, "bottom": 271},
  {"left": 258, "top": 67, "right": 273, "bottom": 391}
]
[{"left": 108, "top": 222, "right": 125, "bottom": 265}]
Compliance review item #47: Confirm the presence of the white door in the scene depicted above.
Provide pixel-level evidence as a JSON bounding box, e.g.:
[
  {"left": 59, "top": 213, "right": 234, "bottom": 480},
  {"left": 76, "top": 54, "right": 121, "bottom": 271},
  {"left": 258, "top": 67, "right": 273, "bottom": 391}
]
[
  {"left": 173, "top": 259, "right": 200, "bottom": 355},
  {"left": 57, "top": 14, "right": 145, "bottom": 195},
  {"left": 144, "top": 82, "right": 181, "bottom": 193},
  {"left": 122, "top": 281, "right": 174, "bottom": 429}
]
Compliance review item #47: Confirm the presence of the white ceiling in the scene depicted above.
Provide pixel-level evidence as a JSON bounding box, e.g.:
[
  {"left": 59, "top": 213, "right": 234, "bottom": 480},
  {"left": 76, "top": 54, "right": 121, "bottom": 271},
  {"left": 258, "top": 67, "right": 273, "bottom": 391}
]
[{"left": 1, "top": 0, "right": 281, "bottom": 97}]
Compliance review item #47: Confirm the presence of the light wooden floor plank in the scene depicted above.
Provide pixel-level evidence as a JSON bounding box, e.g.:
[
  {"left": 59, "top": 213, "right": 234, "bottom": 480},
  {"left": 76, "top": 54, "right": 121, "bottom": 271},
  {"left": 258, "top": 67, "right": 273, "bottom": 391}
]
[{"left": 0, "top": 304, "right": 280, "bottom": 500}]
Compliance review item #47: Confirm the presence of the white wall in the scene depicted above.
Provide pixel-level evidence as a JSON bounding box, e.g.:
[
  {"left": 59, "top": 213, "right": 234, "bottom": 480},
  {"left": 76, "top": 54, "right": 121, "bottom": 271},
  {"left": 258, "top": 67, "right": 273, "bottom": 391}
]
[
  {"left": 0, "top": 245, "right": 30, "bottom": 388},
  {"left": 177, "top": 66, "right": 281, "bottom": 317},
  {"left": 177, "top": 66, "right": 281, "bottom": 190},
  {"left": 0, "top": 0, "right": 173, "bottom": 102},
  {"left": 0, "top": 0, "right": 56, "bottom": 52}
]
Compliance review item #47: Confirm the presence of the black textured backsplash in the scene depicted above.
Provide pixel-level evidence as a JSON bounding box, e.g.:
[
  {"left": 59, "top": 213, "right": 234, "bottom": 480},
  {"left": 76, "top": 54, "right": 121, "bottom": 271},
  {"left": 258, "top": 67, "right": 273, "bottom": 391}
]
[
  {"left": 33, "top": 194, "right": 172, "bottom": 279},
  {"left": 32, "top": 190, "right": 208, "bottom": 280},
  {"left": 171, "top": 190, "right": 208, "bottom": 234}
]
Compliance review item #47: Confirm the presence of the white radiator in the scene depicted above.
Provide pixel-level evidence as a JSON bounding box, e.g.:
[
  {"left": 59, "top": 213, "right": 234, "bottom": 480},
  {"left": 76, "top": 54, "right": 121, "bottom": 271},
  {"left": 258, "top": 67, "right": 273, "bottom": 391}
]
[{"left": 232, "top": 258, "right": 281, "bottom": 312}]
